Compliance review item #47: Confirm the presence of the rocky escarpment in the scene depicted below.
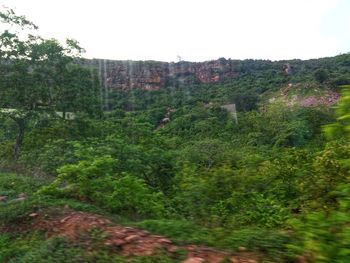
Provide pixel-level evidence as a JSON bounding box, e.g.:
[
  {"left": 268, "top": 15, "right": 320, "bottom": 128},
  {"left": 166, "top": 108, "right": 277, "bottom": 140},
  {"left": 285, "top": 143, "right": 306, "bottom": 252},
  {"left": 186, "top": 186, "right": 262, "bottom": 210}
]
[
  {"left": 85, "top": 58, "right": 239, "bottom": 91},
  {"left": 81, "top": 54, "right": 350, "bottom": 92}
]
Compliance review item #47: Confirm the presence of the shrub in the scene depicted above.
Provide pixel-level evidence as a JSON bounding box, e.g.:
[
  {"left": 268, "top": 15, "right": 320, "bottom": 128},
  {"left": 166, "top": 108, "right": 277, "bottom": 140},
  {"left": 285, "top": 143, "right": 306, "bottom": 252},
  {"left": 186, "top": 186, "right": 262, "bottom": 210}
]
[
  {"left": 288, "top": 185, "right": 350, "bottom": 262},
  {"left": 107, "top": 175, "right": 166, "bottom": 218},
  {"left": 40, "top": 157, "right": 167, "bottom": 219}
]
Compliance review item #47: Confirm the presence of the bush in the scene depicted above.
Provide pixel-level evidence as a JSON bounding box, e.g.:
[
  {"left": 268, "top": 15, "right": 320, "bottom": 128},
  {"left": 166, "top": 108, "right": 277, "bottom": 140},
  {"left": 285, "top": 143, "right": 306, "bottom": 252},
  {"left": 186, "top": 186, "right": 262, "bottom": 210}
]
[
  {"left": 107, "top": 175, "right": 167, "bottom": 218},
  {"left": 288, "top": 185, "right": 350, "bottom": 262},
  {"left": 229, "top": 193, "right": 289, "bottom": 228},
  {"left": 136, "top": 219, "right": 289, "bottom": 260},
  {"left": 40, "top": 157, "right": 167, "bottom": 219}
]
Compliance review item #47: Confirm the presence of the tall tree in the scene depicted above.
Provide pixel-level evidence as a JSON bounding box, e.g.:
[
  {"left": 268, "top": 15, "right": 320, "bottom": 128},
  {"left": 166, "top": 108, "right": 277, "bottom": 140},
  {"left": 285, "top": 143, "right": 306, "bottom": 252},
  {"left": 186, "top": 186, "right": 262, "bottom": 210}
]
[{"left": 0, "top": 8, "right": 101, "bottom": 159}]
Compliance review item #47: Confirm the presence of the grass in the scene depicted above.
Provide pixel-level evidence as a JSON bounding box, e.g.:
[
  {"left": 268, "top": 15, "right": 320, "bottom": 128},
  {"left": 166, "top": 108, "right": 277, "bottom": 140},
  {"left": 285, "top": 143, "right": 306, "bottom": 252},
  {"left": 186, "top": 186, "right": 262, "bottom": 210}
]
[
  {"left": 135, "top": 219, "right": 290, "bottom": 261},
  {"left": 0, "top": 172, "right": 180, "bottom": 262},
  {"left": 284, "top": 83, "right": 328, "bottom": 98},
  {"left": 0, "top": 172, "right": 48, "bottom": 199},
  {"left": 0, "top": 234, "right": 182, "bottom": 263},
  {"left": 0, "top": 172, "right": 123, "bottom": 225}
]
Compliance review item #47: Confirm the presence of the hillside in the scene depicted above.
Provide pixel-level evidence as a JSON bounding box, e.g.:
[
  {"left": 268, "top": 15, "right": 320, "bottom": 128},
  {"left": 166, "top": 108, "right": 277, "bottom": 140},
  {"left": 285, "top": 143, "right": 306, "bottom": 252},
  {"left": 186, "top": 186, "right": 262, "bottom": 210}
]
[
  {"left": 1, "top": 53, "right": 350, "bottom": 262},
  {"left": 84, "top": 55, "right": 350, "bottom": 92},
  {"left": 84, "top": 54, "right": 350, "bottom": 117},
  {"left": 1, "top": 10, "right": 350, "bottom": 262}
]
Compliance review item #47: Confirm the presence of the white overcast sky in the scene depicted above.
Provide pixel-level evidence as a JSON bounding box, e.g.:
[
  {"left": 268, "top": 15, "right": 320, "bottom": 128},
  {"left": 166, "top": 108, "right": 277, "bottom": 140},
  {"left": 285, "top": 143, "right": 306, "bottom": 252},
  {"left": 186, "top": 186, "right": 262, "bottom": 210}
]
[{"left": 1, "top": 0, "right": 350, "bottom": 62}]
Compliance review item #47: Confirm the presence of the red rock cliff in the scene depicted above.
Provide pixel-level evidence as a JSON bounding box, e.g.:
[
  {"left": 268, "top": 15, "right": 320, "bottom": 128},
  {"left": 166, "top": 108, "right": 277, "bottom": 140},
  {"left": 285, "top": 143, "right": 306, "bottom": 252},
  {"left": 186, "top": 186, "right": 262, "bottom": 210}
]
[{"left": 85, "top": 58, "right": 239, "bottom": 90}]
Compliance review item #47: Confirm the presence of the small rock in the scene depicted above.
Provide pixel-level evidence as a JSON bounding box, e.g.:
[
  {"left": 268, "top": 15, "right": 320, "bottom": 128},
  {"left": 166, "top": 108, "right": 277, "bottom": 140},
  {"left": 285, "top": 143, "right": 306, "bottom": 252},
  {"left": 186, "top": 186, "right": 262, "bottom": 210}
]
[
  {"left": 29, "top": 213, "right": 38, "bottom": 217},
  {"left": 167, "top": 245, "right": 179, "bottom": 253},
  {"left": 11, "top": 197, "right": 26, "bottom": 202},
  {"left": 186, "top": 245, "right": 197, "bottom": 251},
  {"left": 111, "top": 238, "right": 126, "bottom": 246},
  {"left": 158, "top": 238, "right": 172, "bottom": 244},
  {"left": 105, "top": 219, "right": 112, "bottom": 224},
  {"left": 98, "top": 219, "right": 108, "bottom": 225},
  {"left": 0, "top": 196, "right": 7, "bottom": 202},
  {"left": 125, "top": 234, "right": 140, "bottom": 243},
  {"left": 18, "top": 193, "right": 26, "bottom": 198},
  {"left": 182, "top": 257, "right": 205, "bottom": 263},
  {"left": 238, "top": 246, "right": 247, "bottom": 252},
  {"left": 295, "top": 255, "right": 308, "bottom": 263},
  {"left": 113, "top": 232, "right": 127, "bottom": 239},
  {"left": 60, "top": 216, "right": 71, "bottom": 223},
  {"left": 138, "top": 231, "right": 148, "bottom": 237}
]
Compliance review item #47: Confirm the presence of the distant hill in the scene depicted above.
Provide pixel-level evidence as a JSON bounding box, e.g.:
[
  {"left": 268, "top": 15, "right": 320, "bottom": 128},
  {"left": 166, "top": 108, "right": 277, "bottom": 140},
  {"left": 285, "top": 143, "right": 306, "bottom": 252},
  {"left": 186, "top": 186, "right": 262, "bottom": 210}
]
[{"left": 82, "top": 54, "right": 350, "bottom": 92}]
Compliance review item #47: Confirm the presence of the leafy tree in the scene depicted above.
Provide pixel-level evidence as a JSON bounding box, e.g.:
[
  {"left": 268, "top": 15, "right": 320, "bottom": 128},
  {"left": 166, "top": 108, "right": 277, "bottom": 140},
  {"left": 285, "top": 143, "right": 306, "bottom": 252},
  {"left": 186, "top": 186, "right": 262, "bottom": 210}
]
[
  {"left": 40, "top": 156, "right": 166, "bottom": 218},
  {"left": 289, "top": 86, "right": 350, "bottom": 262},
  {"left": 231, "top": 92, "right": 259, "bottom": 112},
  {"left": 0, "top": 9, "right": 100, "bottom": 159},
  {"left": 324, "top": 85, "right": 350, "bottom": 140},
  {"left": 314, "top": 68, "right": 329, "bottom": 83}
]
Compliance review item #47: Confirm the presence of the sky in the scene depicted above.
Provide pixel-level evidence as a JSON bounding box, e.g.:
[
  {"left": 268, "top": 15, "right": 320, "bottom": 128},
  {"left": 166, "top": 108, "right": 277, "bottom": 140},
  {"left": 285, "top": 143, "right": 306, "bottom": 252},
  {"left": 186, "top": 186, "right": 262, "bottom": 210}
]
[{"left": 1, "top": 0, "right": 350, "bottom": 62}]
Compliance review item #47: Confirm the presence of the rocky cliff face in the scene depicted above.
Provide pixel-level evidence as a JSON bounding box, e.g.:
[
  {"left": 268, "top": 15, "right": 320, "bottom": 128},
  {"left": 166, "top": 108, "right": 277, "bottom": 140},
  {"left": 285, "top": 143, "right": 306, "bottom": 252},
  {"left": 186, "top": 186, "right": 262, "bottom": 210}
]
[{"left": 85, "top": 58, "right": 239, "bottom": 91}]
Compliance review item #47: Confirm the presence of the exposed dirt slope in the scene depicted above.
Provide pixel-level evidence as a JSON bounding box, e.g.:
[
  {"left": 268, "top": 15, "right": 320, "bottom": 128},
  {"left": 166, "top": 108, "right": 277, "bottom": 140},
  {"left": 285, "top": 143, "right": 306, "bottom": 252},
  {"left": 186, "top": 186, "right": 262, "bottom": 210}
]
[{"left": 5, "top": 210, "right": 258, "bottom": 263}]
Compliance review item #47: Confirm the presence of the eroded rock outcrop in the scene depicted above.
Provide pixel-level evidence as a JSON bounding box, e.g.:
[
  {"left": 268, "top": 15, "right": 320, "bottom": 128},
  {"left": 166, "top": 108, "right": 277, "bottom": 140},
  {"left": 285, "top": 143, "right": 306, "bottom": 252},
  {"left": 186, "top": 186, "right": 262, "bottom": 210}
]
[{"left": 85, "top": 58, "right": 239, "bottom": 91}]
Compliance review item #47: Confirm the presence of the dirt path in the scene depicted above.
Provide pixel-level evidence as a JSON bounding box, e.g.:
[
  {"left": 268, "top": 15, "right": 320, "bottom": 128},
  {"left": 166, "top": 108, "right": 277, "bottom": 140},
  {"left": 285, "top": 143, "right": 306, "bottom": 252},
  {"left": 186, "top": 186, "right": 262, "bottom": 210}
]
[{"left": 17, "top": 210, "right": 258, "bottom": 263}]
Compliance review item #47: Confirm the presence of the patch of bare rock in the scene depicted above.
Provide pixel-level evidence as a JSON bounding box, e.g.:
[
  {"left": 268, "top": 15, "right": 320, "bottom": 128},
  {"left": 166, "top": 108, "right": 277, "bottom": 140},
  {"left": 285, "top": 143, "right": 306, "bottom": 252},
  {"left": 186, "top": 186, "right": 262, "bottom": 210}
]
[{"left": 26, "top": 211, "right": 259, "bottom": 263}]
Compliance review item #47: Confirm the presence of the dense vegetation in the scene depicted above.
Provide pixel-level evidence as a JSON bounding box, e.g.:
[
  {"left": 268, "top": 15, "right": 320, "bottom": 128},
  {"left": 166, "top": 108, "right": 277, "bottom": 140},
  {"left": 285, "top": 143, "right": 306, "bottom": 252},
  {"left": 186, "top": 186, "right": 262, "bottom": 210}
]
[{"left": 1, "top": 9, "right": 350, "bottom": 263}]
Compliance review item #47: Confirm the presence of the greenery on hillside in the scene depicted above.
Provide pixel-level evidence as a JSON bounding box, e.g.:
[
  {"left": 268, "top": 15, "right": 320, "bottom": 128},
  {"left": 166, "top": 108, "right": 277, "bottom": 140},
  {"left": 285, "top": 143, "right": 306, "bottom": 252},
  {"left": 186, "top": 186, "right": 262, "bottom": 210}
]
[{"left": 1, "top": 9, "right": 350, "bottom": 263}]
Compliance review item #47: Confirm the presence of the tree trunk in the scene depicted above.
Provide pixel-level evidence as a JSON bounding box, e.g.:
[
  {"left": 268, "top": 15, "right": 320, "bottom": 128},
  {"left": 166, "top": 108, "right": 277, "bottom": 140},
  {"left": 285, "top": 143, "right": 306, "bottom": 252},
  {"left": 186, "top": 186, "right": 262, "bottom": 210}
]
[
  {"left": 62, "top": 109, "right": 66, "bottom": 120},
  {"left": 13, "top": 118, "right": 25, "bottom": 160}
]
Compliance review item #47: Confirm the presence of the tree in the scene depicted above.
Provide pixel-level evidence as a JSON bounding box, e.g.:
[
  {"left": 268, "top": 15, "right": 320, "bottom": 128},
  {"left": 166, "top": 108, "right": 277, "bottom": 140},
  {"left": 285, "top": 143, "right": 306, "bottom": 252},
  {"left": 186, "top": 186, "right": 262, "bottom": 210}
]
[
  {"left": 0, "top": 9, "right": 101, "bottom": 159},
  {"left": 313, "top": 68, "right": 329, "bottom": 84},
  {"left": 324, "top": 85, "right": 350, "bottom": 140}
]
